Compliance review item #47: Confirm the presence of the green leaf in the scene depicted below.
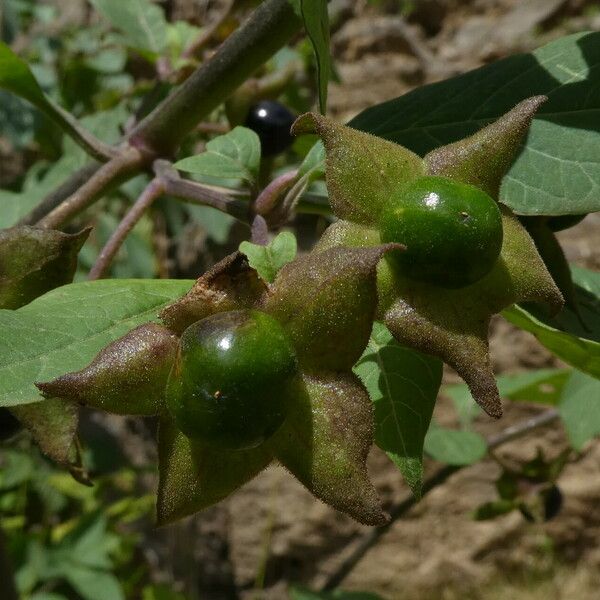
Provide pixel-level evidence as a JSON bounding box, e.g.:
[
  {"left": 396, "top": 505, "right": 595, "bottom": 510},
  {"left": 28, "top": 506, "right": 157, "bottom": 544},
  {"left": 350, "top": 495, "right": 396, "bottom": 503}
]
[
  {"left": 503, "top": 266, "right": 600, "bottom": 379},
  {"left": 239, "top": 231, "right": 297, "bottom": 283},
  {"left": 298, "top": 140, "right": 325, "bottom": 179},
  {"left": 473, "top": 499, "right": 516, "bottom": 521},
  {"left": 65, "top": 567, "right": 124, "bottom": 600},
  {"left": 175, "top": 127, "right": 261, "bottom": 185},
  {"left": 559, "top": 370, "right": 600, "bottom": 450},
  {"left": 445, "top": 368, "right": 571, "bottom": 426},
  {"left": 350, "top": 31, "right": 600, "bottom": 215},
  {"left": 89, "top": 0, "right": 168, "bottom": 54},
  {"left": 0, "top": 279, "right": 192, "bottom": 407},
  {"left": 289, "top": 0, "right": 331, "bottom": 113},
  {"left": 0, "top": 189, "right": 41, "bottom": 229},
  {"left": 354, "top": 322, "right": 443, "bottom": 495},
  {"left": 424, "top": 424, "right": 487, "bottom": 466},
  {"left": 142, "top": 585, "right": 188, "bottom": 600},
  {"left": 0, "top": 226, "right": 90, "bottom": 309},
  {"left": 290, "top": 586, "right": 384, "bottom": 600},
  {"left": 0, "top": 41, "right": 48, "bottom": 108}
]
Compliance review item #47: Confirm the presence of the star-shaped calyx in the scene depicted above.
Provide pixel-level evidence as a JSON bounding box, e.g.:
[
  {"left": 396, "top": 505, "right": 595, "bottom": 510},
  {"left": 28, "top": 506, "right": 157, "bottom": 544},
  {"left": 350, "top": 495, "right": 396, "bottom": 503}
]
[
  {"left": 38, "top": 246, "right": 402, "bottom": 525},
  {"left": 291, "top": 97, "right": 563, "bottom": 418}
]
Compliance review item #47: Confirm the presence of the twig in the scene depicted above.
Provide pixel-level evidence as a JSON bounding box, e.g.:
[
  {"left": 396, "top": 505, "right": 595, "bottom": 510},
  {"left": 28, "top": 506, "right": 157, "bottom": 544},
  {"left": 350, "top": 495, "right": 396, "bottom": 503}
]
[
  {"left": 88, "top": 178, "right": 165, "bottom": 280},
  {"left": 320, "top": 408, "right": 561, "bottom": 591},
  {"left": 36, "top": 148, "right": 145, "bottom": 230},
  {"left": 182, "top": 0, "right": 236, "bottom": 61},
  {"left": 18, "top": 161, "right": 101, "bottom": 226},
  {"left": 129, "top": 0, "right": 302, "bottom": 156},
  {"left": 0, "top": 526, "right": 18, "bottom": 600}
]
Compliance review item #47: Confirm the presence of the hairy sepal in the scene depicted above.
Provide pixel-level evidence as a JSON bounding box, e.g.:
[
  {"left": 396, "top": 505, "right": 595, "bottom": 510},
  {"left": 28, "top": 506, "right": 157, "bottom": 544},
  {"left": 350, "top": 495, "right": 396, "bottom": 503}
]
[
  {"left": 292, "top": 112, "right": 424, "bottom": 225},
  {"left": 160, "top": 252, "right": 267, "bottom": 334},
  {"left": 424, "top": 97, "right": 546, "bottom": 199},
  {"left": 264, "top": 245, "right": 401, "bottom": 372},
  {"left": 269, "top": 372, "right": 387, "bottom": 526},
  {"left": 317, "top": 211, "right": 563, "bottom": 418},
  {"left": 156, "top": 419, "right": 272, "bottom": 525},
  {"left": 0, "top": 226, "right": 90, "bottom": 309},
  {"left": 36, "top": 323, "right": 178, "bottom": 416}
]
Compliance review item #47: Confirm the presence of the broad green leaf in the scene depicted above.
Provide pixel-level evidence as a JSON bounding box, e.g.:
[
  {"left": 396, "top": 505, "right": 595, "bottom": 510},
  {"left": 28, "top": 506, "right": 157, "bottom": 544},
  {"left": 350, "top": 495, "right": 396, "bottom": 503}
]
[
  {"left": 503, "top": 266, "right": 600, "bottom": 378},
  {"left": 89, "top": 0, "right": 168, "bottom": 54},
  {"left": 65, "top": 567, "right": 124, "bottom": 600},
  {"left": 142, "top": 585, "right": 188, "bottom": 600},
  {"left": 175, "top": 127, "right": 261, "bottom": 185},
  {"left": 559, "top": 370, "right": 600, "bottom": 450},
  {"left": 289, "top": 0, "right": 331, "bottom": 113},
  {"left": 0, "top": 279, "right": 192, "bottom": 407},
  {"left": 298, "top": 140, "right": 325, "bottom": 179},
  {"left": 239, "top": 231, "right": 297, "bottom": 283},
  {"left": 349, "top": 31, "right": 600, "bottom": 215},
  {"left": 185, "top": 204, "right": 234, "bottom": 244},
  {"left": 424, "top": 424, "right": 487, "bottom": 466},
  {"left": 0, "top": 189, "right": 40, "bottom": 230},
  {"left": 445, "top": 368, "right": 571, "bottom": 426},
  {"left": 354, "top": 322, "right": 443, "bottom": 495}
]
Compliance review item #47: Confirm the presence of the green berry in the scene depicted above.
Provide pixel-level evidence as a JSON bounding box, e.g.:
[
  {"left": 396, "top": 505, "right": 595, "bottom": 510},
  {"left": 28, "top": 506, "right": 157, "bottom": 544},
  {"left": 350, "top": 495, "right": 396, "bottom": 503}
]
[
  {"left": 166, "top": 310, "right": 297, "bottom": 450},
  {"left": 379, "top": 175, "right": 503, "bottom": 288}
]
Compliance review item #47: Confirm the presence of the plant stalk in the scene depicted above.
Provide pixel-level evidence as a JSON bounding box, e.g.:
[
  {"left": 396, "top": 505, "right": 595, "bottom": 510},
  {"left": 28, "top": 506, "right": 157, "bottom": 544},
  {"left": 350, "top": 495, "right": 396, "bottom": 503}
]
[{"left": 129, "top": 0, "right": 302, "bottom": 156}]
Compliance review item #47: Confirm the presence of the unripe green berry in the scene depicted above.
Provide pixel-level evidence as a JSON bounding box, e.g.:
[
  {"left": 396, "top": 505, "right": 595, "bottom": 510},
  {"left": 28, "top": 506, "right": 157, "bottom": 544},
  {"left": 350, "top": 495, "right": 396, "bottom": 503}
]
[
  {"left": 166, "top": 310, "right": 297, "bottom": 450},
  {"left": 379, "top": 175, "right": 503, "bottom": 288}
]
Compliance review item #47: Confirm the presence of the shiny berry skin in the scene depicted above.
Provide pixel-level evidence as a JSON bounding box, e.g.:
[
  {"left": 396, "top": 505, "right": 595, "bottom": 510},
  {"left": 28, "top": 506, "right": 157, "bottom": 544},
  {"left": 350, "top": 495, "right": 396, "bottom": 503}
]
[
  {"left": 244, "top": 100, "right": 296, "bottom": 156},
  {"left": 165, "top": 310, "right": 297, "bottom": 450},
  {"left": 379, "top": 176, "right": 503, "bottom": 288}
]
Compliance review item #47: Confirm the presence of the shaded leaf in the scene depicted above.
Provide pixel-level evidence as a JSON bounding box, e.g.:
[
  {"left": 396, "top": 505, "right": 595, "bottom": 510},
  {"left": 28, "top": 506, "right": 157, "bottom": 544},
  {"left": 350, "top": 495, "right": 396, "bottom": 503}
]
[
  {"left": 156, "top": 419, "right": 271, "bottom": 525},
  {"left": 90, "top": 0, "right": 168, "bottom": 54},
  {"left": 292, "top": 112, "right": 424, "bottom": 225},
  {"left": 11, "top": 398, "right": 79, "bottom": 465},
  {"left": 239, "top": 231, "right": 297, "bottom": 283},
  {"left": 473, "top": 499, "right": 516, "bottom": 521},
  {"left": 354, "top": 322, "right": 442, "bottom": 495},
  {"left": 160, "top": 252, "right": 267, "bottom": 335},
  {"left": 424, "top": 424, "right": 487, "bottom": 466},
  {"left": 0, "top": 41, "right": 49, "bottom": 108},
  {"left": 37, "top": 323, "right": 179, "bottom": 416},
  {"left": 349, "top": 32, "right": 600, "bottom": 215},
  {"left": 266, "top": 245, "right": 399, "bottom": 372},
  {"left": 270, "top": 372, "right": 387, "bottom": 525},
  {"left": 0, "top": 279, "right": 192, "bottom": 407},
  {"left": 559, "top": 370, "right": 600, "bottom": 450},
  {"left": 175, "top": 127, "right": 261, "bottom": 184},
  {"left": 0, "top": 226, "right": 90, "bottom": 309}
]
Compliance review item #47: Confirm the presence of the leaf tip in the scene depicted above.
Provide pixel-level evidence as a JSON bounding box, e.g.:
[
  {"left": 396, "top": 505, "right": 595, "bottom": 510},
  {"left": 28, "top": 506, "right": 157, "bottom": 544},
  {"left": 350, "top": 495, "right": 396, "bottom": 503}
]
[{"left": 291, "top": 112, "right": 322, "bottom": 136}]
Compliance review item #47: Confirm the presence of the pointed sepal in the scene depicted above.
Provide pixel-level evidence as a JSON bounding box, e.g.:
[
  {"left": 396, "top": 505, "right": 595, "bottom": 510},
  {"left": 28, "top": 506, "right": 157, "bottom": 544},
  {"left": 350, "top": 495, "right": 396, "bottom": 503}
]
[
  {"left": 156, "top": 419, "right": 272, "bottom": 525},
  {"left": 424, "top": 96, "right": 546, "bottom": 199},
  {"left": 160, "top": 252, "right": 267, "bottom": 334},
  {"left": 11, "top": 398, "right": 80, "bottom": 466},
  {"left": 265, "top": 245, "right": 402, "bottom": 372},
  {"left": 36, "top": 323, "right": 178, "bottom": 416},
  {"left": 0, "top": 226, "right": 90, "bottom": 309},
  {"left": 379, "top": 207, "right": 563, "bottom": 417},
  {"left": 292, "top": 112, "right": 424, "bottom": 224},
  {"left": 269, "top": 372, "right": 387, "bottom": 525}
]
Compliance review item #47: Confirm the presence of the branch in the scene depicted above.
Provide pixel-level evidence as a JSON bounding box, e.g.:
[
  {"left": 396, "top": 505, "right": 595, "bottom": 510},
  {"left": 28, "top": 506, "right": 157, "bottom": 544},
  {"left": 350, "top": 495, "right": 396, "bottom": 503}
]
[
  {"left": 129, "top": 0, "right": 302, "bottom": 156},
  {"left": 88, "top": 177, "right": 165, "bottom": 280},
  {"left": 320, "top": 408, "right": 561, "bottom": 591},
  {"left": 17, "top": 161, "right": 101, "bottom": 226},
  {"left": 36, "top": 148, "right": 145, "bottom": 230}
]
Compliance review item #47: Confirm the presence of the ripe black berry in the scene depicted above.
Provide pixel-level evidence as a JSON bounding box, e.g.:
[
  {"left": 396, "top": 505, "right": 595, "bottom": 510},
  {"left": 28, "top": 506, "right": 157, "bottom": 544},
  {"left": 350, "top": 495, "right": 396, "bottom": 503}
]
[{"left": 244, "top": 100, "right": 296, "bottom": 156}]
